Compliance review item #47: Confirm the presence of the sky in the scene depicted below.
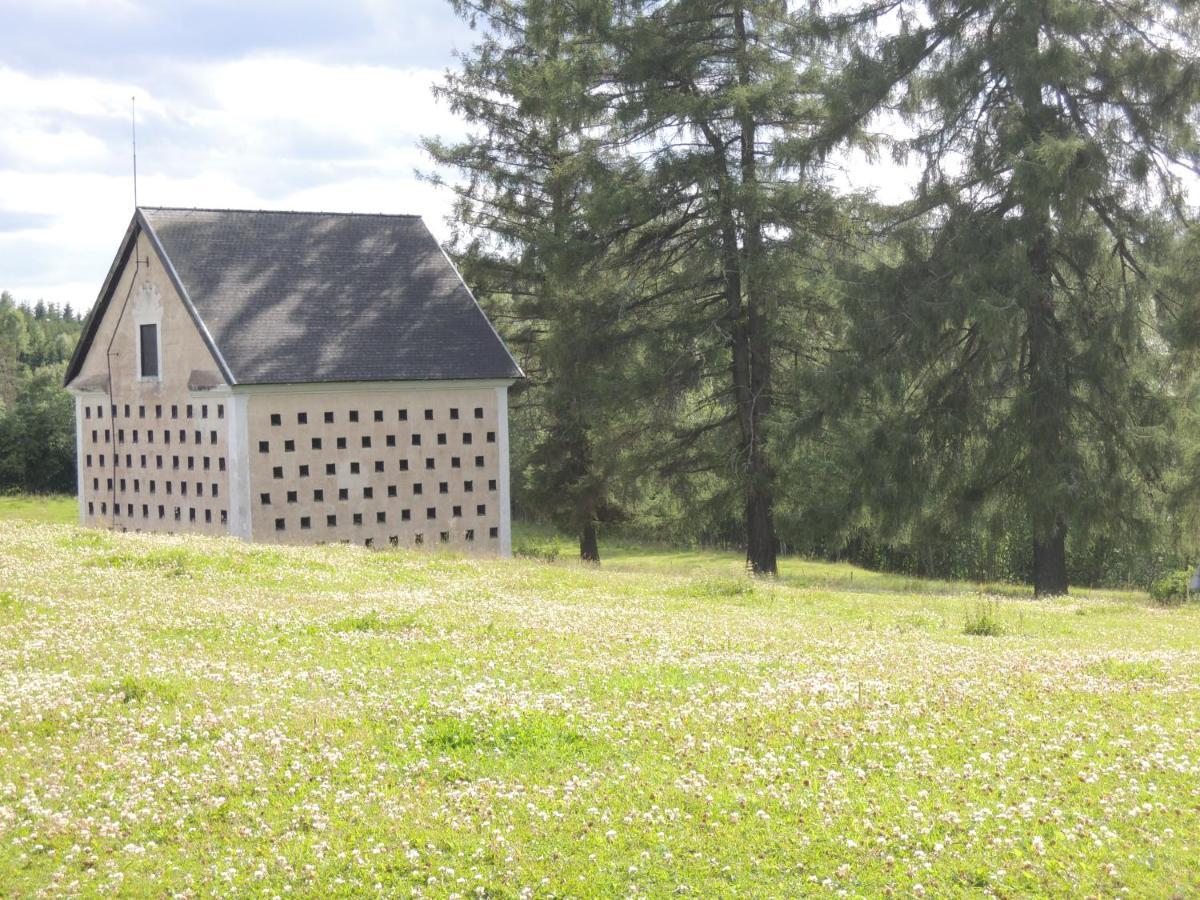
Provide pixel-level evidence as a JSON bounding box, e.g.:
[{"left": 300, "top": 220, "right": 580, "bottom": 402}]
[
  {"left": 0, "top": 0, "right": 482, "bottom": 309},
  {"left": 0, "top": 0, "right": 909, "bottom": 311}
]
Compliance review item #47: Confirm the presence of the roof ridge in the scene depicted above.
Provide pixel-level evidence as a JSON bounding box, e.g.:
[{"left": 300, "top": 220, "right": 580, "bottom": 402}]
[{"left": 139, "top": 206, "right": 423, "bottom": 219}]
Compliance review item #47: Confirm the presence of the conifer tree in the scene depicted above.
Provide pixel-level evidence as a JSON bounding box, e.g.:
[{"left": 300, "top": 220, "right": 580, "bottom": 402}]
[
  {"left": 840, "top": 0, "right": 1200, "bottom": 593},
  {"left": 425, "top": 0, "right": 625, "bottom": 561},
  {"left": 602, "top": 0, "right": 845, "bottom": 574}
]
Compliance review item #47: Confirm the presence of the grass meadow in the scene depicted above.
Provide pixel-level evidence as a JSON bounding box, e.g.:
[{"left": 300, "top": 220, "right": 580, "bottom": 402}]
[{"left": 1, "top": 496, "right": 1198, "bottom": 896}]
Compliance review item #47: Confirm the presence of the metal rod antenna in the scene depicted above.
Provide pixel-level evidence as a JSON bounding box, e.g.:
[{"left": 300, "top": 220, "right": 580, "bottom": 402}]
[{"left": 132, "top": 96, "right": 138, "bottom": 209}]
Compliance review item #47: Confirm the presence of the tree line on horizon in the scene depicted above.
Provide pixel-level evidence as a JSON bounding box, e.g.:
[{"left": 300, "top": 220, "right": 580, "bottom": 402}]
[
  {"left": 0, "top": 292, "right": 81, "bottom": 495},
  {"left": 425, "top": 0, "right": 1200, "bottom": 594}
]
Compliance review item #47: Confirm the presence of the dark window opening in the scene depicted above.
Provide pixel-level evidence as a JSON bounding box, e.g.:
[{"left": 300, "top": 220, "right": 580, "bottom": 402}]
[{"left": 139, "top": 324, "right": 159, "bottom": 377}]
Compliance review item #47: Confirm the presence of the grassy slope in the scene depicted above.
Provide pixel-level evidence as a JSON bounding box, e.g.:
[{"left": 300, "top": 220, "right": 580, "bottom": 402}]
[
  {"left": 0, "top": 494, "right": 77, "bottom": 525},
  {"left": 1, "top": 521, "right": 1197, "bottom": 896}
]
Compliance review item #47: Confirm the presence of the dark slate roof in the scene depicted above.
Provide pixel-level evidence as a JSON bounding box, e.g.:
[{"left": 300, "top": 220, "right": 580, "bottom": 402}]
[{"left": 134, "top": 207, "right": 520, "bottom": 385}]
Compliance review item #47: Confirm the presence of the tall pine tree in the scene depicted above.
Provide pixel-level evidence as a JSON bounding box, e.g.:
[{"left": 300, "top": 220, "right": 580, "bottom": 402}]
[
  {"left": 425, "top": 0, "right": 626, "bottom": 561},
  {"left": 839, "top": 0, "right": 1200, "bottom": 593},
  {"left": 603, "top": 0, "right": 845, "bottom": 574}
]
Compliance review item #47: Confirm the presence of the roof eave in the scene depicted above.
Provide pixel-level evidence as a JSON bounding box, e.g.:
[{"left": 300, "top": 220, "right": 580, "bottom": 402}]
[
  {"left": 136, "top": 208, "right": 238, "bottom": 386},
  {"left": 427, "top": 222, "right": 526, "bottom": 381},
  {"left": 62, "top": 215, "right": 140, "bottom": 387}
]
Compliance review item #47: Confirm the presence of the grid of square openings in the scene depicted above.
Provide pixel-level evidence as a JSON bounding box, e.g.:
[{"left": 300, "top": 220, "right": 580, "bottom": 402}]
[
  {"left": 258, "top": 402, "right": 500, "bottom": 545},
  {"left": 81, "top": 400, "right": 229, "bottom": 529}
]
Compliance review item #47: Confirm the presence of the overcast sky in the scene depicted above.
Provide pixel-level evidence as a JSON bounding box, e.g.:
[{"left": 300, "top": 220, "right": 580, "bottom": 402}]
[{"left": 0, "top": 0, "right": 910, "bottom": 311}]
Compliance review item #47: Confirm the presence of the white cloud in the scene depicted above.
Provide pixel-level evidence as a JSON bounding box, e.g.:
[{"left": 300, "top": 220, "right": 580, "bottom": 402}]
[
  {"left": 0, "top": 56, "right": 462, "bottom": 308},
  {"left": 0, "top": 65, "right": 164, "bottom": 120}
]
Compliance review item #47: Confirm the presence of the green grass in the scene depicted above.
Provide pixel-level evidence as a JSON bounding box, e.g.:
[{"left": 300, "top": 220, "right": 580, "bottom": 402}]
[
  {"left": 514, "top": 520, "right": 1146, "bottom": 602},
  {"left": 0, "top": 493, "right": 77, "bottom": 524},
  {"left": 1, "top": 517, "right": 1198, "bottom": 897}
]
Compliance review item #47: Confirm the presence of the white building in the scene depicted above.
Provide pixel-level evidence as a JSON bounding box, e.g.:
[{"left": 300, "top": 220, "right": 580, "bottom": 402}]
[{"left": 66, "top": 207, "right": 521, "bottom": 552}]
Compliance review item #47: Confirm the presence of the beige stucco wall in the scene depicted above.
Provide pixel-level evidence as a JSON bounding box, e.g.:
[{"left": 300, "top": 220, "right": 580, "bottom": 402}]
[
  {"left": 242, "top": 384, "right": 507, "bottom": 552},
  {"left": 72, "top": 231, "right": 232, "bottom": 535}
]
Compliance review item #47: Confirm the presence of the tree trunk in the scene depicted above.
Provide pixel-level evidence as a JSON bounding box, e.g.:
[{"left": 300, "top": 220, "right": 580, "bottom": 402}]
[
  {"left": 1018, "top": 3, "right": 1068, "bottom": 596},
  {"left": 1032, "top": 515, "right": 1068, "bottom": 596},
  {"left": 735, "top": 2, "right": 777, "bottom": 575},
  {"left": 579, "top": 519, "right": 600, "bottom": 564},
  {"left": 694, "top": 7, "right": 779, "bottom": 576}
]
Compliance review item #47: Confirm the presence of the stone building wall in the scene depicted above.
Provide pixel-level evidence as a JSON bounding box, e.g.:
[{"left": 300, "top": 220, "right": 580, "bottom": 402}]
[
  {"left": 240, "top": 383, "right": 509, "bottom": 552},
  {"left": 73, "top": 232, "right": 232, "bottom": 535}
]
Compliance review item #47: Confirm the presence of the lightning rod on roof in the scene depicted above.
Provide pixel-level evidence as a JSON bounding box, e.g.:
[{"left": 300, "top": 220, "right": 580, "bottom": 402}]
[{"left": 131, "top": 96, "right": 138, "bottom": 209}]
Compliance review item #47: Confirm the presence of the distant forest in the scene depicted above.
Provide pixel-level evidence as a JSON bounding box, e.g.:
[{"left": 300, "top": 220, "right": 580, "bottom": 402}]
[{"left": 0, "top": 292, "right": 82, "bottom": 494}]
